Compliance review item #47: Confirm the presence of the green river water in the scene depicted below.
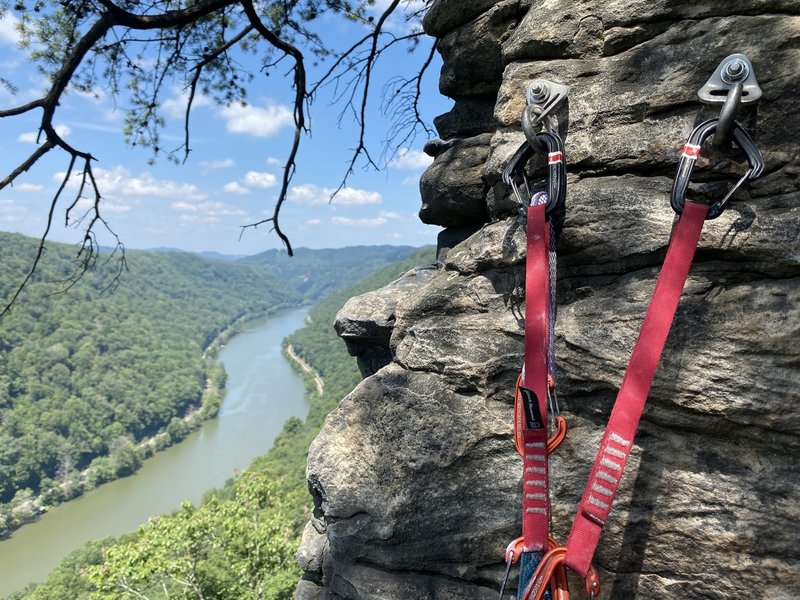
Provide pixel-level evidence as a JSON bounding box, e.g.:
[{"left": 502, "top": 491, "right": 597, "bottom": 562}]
[{"left": 0, "top": 307, "right": 310, "bottom": 597}]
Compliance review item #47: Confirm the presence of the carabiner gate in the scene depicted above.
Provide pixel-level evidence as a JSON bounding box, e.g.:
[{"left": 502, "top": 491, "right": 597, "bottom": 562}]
[
  {"left": 502, "top": 132, "right": 566, "bottom": 220},
  {"left": 670, "top": 118, "right": 764, "bottom": 219}
]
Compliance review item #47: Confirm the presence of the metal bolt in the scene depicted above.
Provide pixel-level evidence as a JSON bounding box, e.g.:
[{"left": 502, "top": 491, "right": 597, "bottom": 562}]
[
  {"left": 722, "top": 58, "right": 748, "bottom": 83},
  {"left": 527, "top": 80, "right": 550, "bottom": 104}
]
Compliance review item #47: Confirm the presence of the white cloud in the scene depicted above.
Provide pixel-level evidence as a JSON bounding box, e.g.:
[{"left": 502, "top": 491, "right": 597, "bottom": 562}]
[
  {"left": 402, "top": 175, "right": 420, "bottom": 186},
  {"left": 200, "top": 158, "right": 236, "bottom": 170},
  {"left": 288, "top": 183, "right": 382, "bottom": 206},
  {"left": 331, "top": 216, "right": 388, "bottom": 228},
  {"left": 334, "top": 187, "right": 383, "bottom": 205},
  {"left": 389, "top": 148, "right": 433, "bottom": 170},
  {"left": 366, "top": 0, "right": 427, "bottom": 33},
  {"left": 0, "top": 13, "right": 20, "bottom": 45},
  {"left": 102, "top": 202, "right": 133, "bottom": 214},
  {"left": 223, "top": 171, "right": 277, "bottom": 195},
  {"left": 161, "top": 87, "right": 212, "bottom": 119},
  {"left": 220, "top": 102, "right": 294, "bottom": 137},
  {"left": 18, "top": 124, "right": 71, "bottom": 144},
  {"left": 305, "top": 218, "right": 321, "bottom": 226},
  {"left": 172, "top": 200, "right": 245, "bottom": 218},
  {"left": 179, "top": 214, "right": 219, "bottom": 225},
  {"left": 55, "top": 166, "right": 206, "bottom": 201},
  {"left": 223, "top": 181, "right": 250, "bottom": 195},
  {"left": 243, "top": 171, "right": 277, "bottom": 189},
  {"left": 13, "top": 182, "right": 44, "bottom": 192},
  {"left": 0, "top": 198, "right": 26, "bottom": 223},
  {"left": 380, "top": 210, "right": 401, "bottom": 219},
  {"left": 266, "top": 156, "right": 283, "bottom": 167},
  {"left": 68, "top": 196, "right": 133, "bottom": 216}
]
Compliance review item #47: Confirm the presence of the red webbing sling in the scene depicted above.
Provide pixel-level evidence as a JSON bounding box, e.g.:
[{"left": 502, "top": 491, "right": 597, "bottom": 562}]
[
  {"left": 522, "top": 199, "right": 709, "bottom": 599},
  {"left": 519, "top": 199, "right": 552, "bottom": 552},
  {"left": 565, "top": 199, "right": 708, "bottom": 573}
]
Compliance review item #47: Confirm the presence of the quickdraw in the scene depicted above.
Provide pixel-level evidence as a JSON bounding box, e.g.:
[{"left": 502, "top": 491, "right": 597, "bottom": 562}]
[
  {"left": 516, "top": 68, "right": 765, "bottom": 600},
  {"left": 502, "top": 57, "right": 765, "bottom": 600},
  {"left": 671, "top": 118, "right": 764, "bottom": 219},
  {"left": 500, "top": 79, "right": 577, "bottom": 600}
]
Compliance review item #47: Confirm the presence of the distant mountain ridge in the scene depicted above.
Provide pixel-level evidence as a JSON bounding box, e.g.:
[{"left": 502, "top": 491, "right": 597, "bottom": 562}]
[
  {"left": 145, "top": 245, "right": 423, "bottom": 298},
  {"left": 240, "top": 245, "right": 420, "bottom": 301},
  {"left": 145, "top": 248, "right": 247, "bottom": 262}
]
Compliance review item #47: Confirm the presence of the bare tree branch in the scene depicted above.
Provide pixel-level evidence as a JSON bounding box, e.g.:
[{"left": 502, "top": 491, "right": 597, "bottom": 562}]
[
  {"left": 0, "top": 0, "right": 438, "bottom": 311},
  {"left": 93, "top": 0, "right": 238, "bottom": 30},
  {"left": 381, "top": 37, "right": 437, "bottom": 162},
  {"left": 238, "top": 0, "right": 308, "bottom": 256},
  {"left": 332, "top": 0, "right": 402, "bottom": 197},
  {"left": 0, "top": 98, "right": 45, "bottom": 118},
  {"left": 182, "top": 24, "right": 255, "bottom": 163},
  {"left": 0, "top": 153, "right": 64, "bottom": 318},
  {"left": 308, "top": 31, "right": 373, "bottom": 98},
  {"left": 0, "top": 140, "right": 55, "bottom": 190}
]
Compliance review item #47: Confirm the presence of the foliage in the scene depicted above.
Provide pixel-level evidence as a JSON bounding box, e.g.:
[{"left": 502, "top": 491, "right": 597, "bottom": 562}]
[
  {"left": 86, "top": 472, "right": 299, "bottom": 600},
  {"left": 10, "top": 244, "right": 435, "bottom": 599},
  {"left": 5, "top": 538, "right": 113, "bottom": 600},
  {"left": 0, "top": 230, "right": 299, "bottom": 534}
]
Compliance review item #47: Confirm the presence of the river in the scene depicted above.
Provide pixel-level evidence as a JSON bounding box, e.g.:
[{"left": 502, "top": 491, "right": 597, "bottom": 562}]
[{"left": 0, "top": 307, "right": 311, "bottom": 597}]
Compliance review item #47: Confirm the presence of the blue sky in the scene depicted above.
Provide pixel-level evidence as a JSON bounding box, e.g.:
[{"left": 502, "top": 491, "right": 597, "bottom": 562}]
[{"left": 0, "top": 3, "right": 450, "bottom": 256}]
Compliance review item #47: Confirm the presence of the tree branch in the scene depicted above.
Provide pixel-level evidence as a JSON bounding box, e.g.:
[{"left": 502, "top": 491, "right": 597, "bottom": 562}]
[
  {"left": 1, "top": 0, "right": 438, "bottom": 312},
  {"left": 93, "top": 0, "right": 238, "bottom": 30},
  {"left": 332, "top": 0, "right": 402, "bottom": 196},
  {"left": 0, "top": 140, "right": 55, "bottom": 191},
  {"left": 182, "top": 24, "right": 255, "bottom": 163},
  {"left": 239, "top": 0, "right": 309, "bottom": 256},
  {"left": 381, "top": 36, "right": 437, "bottom": 161}
]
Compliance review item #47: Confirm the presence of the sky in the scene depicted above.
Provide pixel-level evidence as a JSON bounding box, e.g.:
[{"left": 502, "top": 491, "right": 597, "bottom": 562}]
[{"left": 0, "top": 3, "right": 451, "bottom": 256}]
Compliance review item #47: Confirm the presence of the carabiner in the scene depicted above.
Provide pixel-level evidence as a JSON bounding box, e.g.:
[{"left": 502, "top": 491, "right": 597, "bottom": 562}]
[
  {"left": 520, "top": 546, "right": 601, "bottom": 600},
  {"left": 513, "top": 375, "right": 569, "bottom": 457},
  {"left": 502, "top": 132, "right": 566, "bottom": 219},
  {"left": 671, "top": 118, "right": 764, "bottom": 219}
]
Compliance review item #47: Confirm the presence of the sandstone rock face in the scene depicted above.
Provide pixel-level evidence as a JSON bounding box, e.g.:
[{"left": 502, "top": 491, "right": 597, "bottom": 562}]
[{"left": 298, "top": 1, "right": 800, "bottom": 599}]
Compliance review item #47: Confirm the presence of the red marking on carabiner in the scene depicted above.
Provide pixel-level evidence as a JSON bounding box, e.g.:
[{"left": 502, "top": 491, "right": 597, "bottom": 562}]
[
  {"left": 681, "top": 143, "right": 701, "bottom": 159},
  {"left": 548, "top": 151, "right": 563, "bottom": 164}
]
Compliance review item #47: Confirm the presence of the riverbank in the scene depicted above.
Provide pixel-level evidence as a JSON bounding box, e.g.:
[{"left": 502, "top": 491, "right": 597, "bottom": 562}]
[
  {"left": 0, "top": 304, "right": 298, "bottom": 541},
  {"left": 286, "top": 344, "right": 325, "bottom": 396},
  {"left": 0, "top": 308, "right": 312, "bottom": 598}
]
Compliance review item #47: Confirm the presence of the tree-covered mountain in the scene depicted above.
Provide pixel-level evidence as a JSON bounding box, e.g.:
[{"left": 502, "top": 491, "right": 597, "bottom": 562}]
[
  {"left": 8, "top": 245, "right": 436, "bottom": 600},
  {"left": 240, "top": 245, "right": 419, "bottom": 301},
  {"left": 0, "top": 232, "right": 429, "bottom": 540},
  {"left": 0, "top": 232, "right": 300, "bottom": 534}
]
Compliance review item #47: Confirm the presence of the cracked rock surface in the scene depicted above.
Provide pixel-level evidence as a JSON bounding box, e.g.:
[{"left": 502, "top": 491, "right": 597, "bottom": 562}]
[{"left": 297, "top": 2, "right": 800, "bottom": 598}]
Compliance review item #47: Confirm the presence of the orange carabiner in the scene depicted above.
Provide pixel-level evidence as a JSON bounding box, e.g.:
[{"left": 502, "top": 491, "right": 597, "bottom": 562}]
[
  {"left": 514, "top": 375, "right": 568, "bottom": 456},
  {"left": 502, "top": 537, "right": 573, "bottom": 600},
  {"left": 547, "top": 415, "right": 567, "bottom": 453},
  {"left": 520, "top": 546, "right": 601, "bottom": 600}
]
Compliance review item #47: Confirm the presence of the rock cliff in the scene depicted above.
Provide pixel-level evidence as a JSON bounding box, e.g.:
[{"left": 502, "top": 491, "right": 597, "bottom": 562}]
[{"left": 297, "top": 2, "right": 800, "bottom": 598}]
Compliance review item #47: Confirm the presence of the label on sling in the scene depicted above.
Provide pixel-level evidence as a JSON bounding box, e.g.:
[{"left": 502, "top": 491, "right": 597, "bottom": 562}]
[{"left": 519, "top": 387, "right": 545, "bottom": 430}]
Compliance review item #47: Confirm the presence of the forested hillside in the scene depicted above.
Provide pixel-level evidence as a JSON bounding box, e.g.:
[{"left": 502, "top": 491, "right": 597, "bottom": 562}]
[
  {"left": 240, "top": 246, "right": 418, "bottom": 300},
  {"left": 0, "top": 232, "right": 299, "bottom": 535},
  {"left": 9, "top": 245, "right": 435, "bottom": 600}
]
